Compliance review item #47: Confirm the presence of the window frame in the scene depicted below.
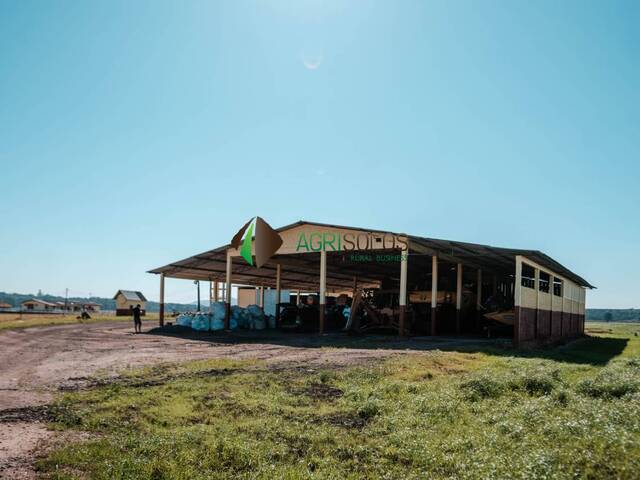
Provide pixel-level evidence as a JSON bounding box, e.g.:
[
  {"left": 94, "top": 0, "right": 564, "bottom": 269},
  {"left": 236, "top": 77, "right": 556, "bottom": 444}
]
[
  {"left": 538, "top": 270, "right": 550, "bottom": 294},
  {"left": 521, "top": 263, "right": 536, "bottom": 289},
  {"left": 553, "top": 277, "right": 563, "bottom": 297}
]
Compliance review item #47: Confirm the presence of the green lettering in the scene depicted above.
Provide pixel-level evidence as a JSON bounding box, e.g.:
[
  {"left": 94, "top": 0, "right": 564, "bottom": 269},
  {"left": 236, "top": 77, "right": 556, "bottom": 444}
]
[
  {"left": 310, "top": 232, "right": 323, "bottom": 251},
  {"left": 296, "top": 233, "right": 310, "bottom": 252},
  {"left": 323, "top": 232, "right": 338, "bottom": 251}
]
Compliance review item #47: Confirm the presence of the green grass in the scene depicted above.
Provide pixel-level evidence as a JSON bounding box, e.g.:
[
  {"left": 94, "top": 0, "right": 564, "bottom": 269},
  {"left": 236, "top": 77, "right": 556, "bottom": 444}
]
[
  {"left": 0, "top": 313, "right": 158, "bottom": 331},
  {"left": 38, "top": 323, "right": 640, "bottom": 479}
]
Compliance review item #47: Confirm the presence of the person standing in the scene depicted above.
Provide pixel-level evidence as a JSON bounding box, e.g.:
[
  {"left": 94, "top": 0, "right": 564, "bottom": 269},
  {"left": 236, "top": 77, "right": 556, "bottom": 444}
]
[{"left": 132, "top": 304, "right": 142, "bottom": 333}]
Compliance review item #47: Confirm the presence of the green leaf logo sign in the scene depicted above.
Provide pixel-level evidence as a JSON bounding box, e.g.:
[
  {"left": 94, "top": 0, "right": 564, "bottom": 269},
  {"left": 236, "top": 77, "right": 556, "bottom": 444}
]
[{"left": 230, "top": 217, "right": 283, "bottom": 268}]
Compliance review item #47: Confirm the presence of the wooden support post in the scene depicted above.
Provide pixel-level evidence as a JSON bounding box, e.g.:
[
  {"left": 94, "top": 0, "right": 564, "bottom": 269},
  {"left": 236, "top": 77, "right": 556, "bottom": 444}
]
[
  {"left": 213, "top": 281, "right": 219, "bottom": 303},
  {"left": 514, "top": 255, "right": 523, "bottom": 347},
  {"left": 581, "top": 288, "right": 586, "bottom": 335},
  {"left": 431, "top": 256, "right": 438, "bottom": 336},
  {"left": 224, "top": 250, "right": 232, "bottom": 331},
  {"left": 534, "top": 267, "right": 540, "bottom": 339},
  {"left": 159, "top": 273, "right": 165, "bottom": 327},
  {"left": 476, "top": 268, "right": 482, "bottom": 332},
  {"left": 319, "top": 250, "right": 326, "bottom": 334},
  {"left": 208, "top": 281, "right": 213, "bottom": 314},
  {"left": 559, "top": 275, "right": 564, "bottom": 338},
  {"left": 398, "top": 250, "right": 408, "bottom": 337},
  {"left": 296, "top": 289, "right": 301, "bottom": 306},
  {"left": 275, "top": 264, "right": 282, "bottom": 328},
  {"left": 259, "top": 286, "right": 265, "bottom": 309},
  {"left": 550, "top": 274, "right": 555, "bottom": 338},
  {"left": 456, "top": 263, "right": 462, "bottom": 335}
]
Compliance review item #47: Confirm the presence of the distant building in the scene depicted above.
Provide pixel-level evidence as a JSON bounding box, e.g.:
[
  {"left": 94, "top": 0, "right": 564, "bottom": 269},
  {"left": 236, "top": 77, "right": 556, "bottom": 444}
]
[
  {"left": 21, "top": 299, "right": 57, "bottom": 311},
  {"left": 113, "top": 290, "right": 147, "bottom": 316},
  {"left": 52, "top": 301, "right": 102, "bottom": 313},
  {"left": 0, "top": 302, "right": 12, "bottom": 311}
]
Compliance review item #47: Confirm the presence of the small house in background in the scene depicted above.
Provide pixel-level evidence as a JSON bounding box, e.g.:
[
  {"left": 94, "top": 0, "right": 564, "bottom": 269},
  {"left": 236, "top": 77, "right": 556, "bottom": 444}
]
[
  {"left": 113, "top": 290, "right": 147, "bottom": 316},
  {"left": 0, "top": 302, "right": 12, "bottom": 311},
  {"left": 21, "top": 299, "right": 57, "bottom": 311},
  {"left": 52, "top": 301, "right": 102, "bottom": 313}
]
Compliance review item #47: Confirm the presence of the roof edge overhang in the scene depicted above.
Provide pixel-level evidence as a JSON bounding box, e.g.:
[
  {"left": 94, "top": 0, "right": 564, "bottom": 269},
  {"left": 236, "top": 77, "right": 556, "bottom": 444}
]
[{"left": 148, "top": 220, "right": 594, "bottom": 289}]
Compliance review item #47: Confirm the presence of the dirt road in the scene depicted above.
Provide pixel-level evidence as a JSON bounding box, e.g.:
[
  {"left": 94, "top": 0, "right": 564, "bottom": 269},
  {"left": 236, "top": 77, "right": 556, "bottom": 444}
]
[
  {"left": 0, "top": 321, "right": 498, "bottom": 478},
  {"left": 0, "top": 321, "right": 416, "bottom": 409}
]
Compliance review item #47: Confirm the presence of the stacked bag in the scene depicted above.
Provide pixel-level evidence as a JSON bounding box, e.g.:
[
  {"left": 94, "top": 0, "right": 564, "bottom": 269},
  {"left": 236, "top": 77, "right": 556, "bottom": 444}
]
[
  {"left": 210, "top": 301, "right": 226, "bottom": 330},
  {"left": 231, "top": 306, "right": 248, "bottom": 328},
  {"left": 230, "top": 304, "right": 265, "bottom": 330},
  {"left": 175, "top": 302, "right": 272, "bottom": 331},
  {"left": 245, "top": 305, "right": 266, "bottom": 330},
  {"left": 176, "top": 314, "right": 192, "bottom": 328},
  {"left": 191, "top": 313, "right": 211, "bottom": 331}
]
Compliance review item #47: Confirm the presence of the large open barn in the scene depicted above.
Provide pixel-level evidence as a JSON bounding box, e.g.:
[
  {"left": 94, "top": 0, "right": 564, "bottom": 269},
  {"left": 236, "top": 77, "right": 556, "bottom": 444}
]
[{"left": 150, "top": 219, "right": 592, "bottom": 347}]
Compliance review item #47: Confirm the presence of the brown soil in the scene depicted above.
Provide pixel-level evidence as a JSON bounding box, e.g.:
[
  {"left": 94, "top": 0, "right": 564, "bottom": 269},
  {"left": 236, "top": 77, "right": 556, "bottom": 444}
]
[
  {"left": 300, "top": 382, "right": 344, "bottom": 401},
  {"left": 319, "top": 411, "right": 369, "bottom": 429},
  {"left": 0, "top": 422, "right": 54, "bottom": 480}
]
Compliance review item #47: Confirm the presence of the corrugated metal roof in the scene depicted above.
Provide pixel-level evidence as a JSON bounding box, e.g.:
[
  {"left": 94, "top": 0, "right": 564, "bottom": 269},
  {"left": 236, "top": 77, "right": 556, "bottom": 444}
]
[
  {"left": 148, "top": 220, "right": 594, "bottom": 289},
  {"left": 21, "top": 298, "right": 58, "bottom": 306},
  {"left": 113, "top": 290, "right": 147, "bottom": 302}
]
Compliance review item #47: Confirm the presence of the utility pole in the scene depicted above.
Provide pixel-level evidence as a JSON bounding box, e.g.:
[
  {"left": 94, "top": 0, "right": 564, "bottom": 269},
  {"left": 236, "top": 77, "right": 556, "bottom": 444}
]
[{"left": 64, "top": 288, "right": 69, "bottom": 312}]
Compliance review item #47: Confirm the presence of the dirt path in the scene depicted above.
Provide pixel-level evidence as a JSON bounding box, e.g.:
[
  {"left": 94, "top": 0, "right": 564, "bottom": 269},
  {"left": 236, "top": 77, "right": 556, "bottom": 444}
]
[{"left": 0, "top": 321, "right": 498, "bottom": 478}]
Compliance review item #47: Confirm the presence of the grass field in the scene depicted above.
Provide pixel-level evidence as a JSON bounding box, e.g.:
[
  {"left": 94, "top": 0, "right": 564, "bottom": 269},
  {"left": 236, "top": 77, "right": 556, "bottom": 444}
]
[
  {"left": 0, "top": 312, "right": 158, "bottom": 331},
  {"left": 38, "top": 322, "right": 640, "bottom": 479}
]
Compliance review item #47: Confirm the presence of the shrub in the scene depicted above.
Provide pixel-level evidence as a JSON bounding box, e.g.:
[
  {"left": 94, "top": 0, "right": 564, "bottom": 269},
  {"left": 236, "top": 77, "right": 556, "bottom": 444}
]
[
  {"left": 626, "top": 358, "right": 640, "bottom": 368},
  {"left": 50, "top": 401, "right": 83, "bottom": 427},
  {"left": 576, "top": 360, "right": 640, "bottom": 399},
  {"left": 510, "top": 373, "right": 556, "bottom": 396},
  {"left": 577, "top": 374, "right": 638, "bottom": 399},
  {"left": 318, "top": 371, "right": 333, "bottom": 384},
  {"left": 357, "top": 399, "right": 381, "bottom": 420},
  {"left": 460, "top": 375, "right": 504, "bottom": 401},
  {"left": 553, "top": 389, "right": 570, "bottom": 406}
]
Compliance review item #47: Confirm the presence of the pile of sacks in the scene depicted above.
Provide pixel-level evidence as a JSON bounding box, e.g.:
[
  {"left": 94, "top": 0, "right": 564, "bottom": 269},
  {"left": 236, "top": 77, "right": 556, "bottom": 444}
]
[
  {"left": 176, "top": 312, "right": 211, "bottom": 330},
  {"left": 191, "top": 313, "right": 210, "bottom": 331},
  {"left": 176, "top": 301, "right": 277, "bottom": 331},
  {"left": 176, "top": 314, "right": 192, "bottom": 328},
  {"left": 210, "top": 301, "right": 227, "bottom": 330},
  {"left": 233, "top": 304, "right": 268, "bottom": 330}
]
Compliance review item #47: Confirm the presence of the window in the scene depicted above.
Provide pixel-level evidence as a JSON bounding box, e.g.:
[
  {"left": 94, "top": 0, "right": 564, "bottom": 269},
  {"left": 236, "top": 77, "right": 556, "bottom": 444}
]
[
  {"left": 521, "top": 263, "right": 535, "bottom": 289},
  {"left": 553, "top": 278, "right": 563, "bottom": 297},
  {"left": 539, "top": 271, "right": 550, "bottom": 293}
]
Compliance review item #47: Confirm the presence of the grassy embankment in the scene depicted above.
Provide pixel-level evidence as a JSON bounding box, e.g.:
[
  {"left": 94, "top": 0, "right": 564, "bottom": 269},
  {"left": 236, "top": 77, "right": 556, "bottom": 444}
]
[
  {"left": 0, "top": 313, "right": 159, "bottom": 331},
  {"left": 40, "top": 322, "right": 640, "bottom": 479}
]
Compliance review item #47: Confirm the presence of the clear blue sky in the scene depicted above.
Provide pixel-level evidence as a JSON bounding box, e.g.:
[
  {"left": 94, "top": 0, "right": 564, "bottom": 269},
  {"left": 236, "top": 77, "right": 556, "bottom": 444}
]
[{"left": 1, "top": 1, "right": 638, "bottom": 307}]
